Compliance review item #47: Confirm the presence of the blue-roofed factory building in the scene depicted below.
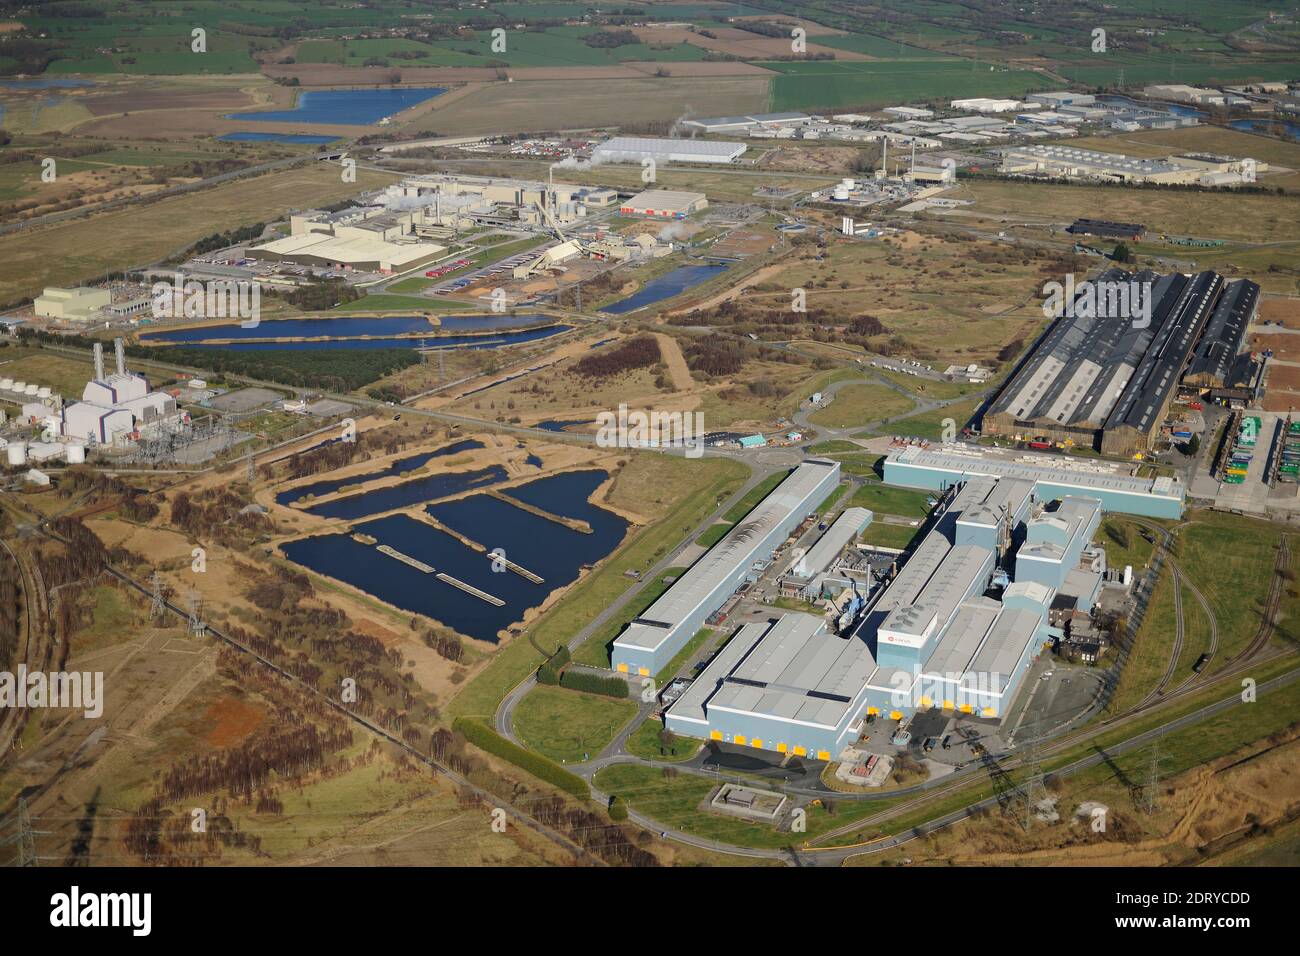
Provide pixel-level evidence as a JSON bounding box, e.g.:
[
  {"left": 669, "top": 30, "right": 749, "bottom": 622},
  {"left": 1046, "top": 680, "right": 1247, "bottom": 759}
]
[{"left": 612, "top": 459, "right": 840, "bottom": 677}]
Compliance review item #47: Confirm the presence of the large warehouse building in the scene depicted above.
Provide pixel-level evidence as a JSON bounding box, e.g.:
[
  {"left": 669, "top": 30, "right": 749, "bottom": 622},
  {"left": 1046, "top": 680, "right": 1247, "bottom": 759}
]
[
  {"left": 884, "top": 443, "right": 1186, "bottom": 519},
  {"left": 666, "top": 475, "right": 1107, "bottom": 757},
  {"left": 982, "top": 268, "right": 1259, "bottom": 456},
  {"left": 612, "top": 460, "right": 840, "bottom": 677},
  {"left": 999, "top": 145, "right": 1263, "bottom": 185},
  {"left": 591, "top": 136, "right": 745, "bottom": 165},
  {"left": 619, "top": 189, "right": 708, "bottom": 218}
]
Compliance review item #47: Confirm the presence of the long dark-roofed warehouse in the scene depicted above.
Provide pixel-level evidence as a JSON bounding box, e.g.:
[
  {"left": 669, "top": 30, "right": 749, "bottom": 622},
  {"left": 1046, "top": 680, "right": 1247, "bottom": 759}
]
[{"left": 982, "top": 268, "right": 1259, "bottom": 456}]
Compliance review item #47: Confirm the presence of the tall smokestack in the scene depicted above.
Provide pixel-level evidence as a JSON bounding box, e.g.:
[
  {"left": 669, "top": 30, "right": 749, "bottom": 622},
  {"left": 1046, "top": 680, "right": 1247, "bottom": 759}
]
[
  {"left": 93, "top": 342, "right": 104, "bottom": 382},
  {"left": 114, "top": 337, "right": 126, "bottom": 377}
]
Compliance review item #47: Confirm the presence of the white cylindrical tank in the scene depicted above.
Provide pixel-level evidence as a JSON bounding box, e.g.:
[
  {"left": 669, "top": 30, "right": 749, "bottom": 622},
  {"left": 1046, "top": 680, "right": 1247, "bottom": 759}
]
[
  {"left": 6, "top": 443, "right": 26, "bottom": 466},
  {"left": 36, "top": 386, "right": 51, "bottom": 398},
  {"left": 11, "top": 381, "right": 24, "bottom": 391},
  {"left": 65, "top": 444, "right": 86, "bottom": 464},
  {"left": 841, "top": 178, "right": 856, "bottom": 190},
  {"left": 23, "top": 384, "right": 37, "bottom": 395},
  {"left": 0, "top": 378, "right": 12, "bottom": 389},
  {"left": 833, "top": 185, "right": 850, "bottom": 201}
]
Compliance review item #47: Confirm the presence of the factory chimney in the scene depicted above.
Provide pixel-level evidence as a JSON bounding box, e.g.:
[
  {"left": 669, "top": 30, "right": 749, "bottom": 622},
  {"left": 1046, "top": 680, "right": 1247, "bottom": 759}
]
[
  {"left": 93, "top": 342, "right": 105, "bottom": 382},
  {"left": 114, "top": 337, "right": 126, "bottom": 377}
]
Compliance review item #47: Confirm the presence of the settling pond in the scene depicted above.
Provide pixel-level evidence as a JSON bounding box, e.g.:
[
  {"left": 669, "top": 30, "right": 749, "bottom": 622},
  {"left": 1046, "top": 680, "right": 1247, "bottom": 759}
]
[{"left": 281, "top": 470, "right": 626, "bottom": 642}]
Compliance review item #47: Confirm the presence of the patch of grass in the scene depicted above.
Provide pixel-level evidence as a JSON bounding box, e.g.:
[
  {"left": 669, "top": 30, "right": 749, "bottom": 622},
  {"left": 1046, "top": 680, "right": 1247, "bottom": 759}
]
[
  {"left": 848, "top": 481, "right": 932, "bottom": 518},
  {"left": 858, "top": 521, "right": 921, "bottom": 550},
  {"left": 875, "top": 397, "right": 983, "bottom": 442},
  {"left": 808, "top": 440, "right": 862, "bottom": 455},
  {"left": 624, "top": 717, "right": 702, "bottom": 762},
  {"left": 808, "top": 383, "right": 915, "bottom": 429},
  {"left": 512, "top": 684, "right": 638, "bottom": 764}
]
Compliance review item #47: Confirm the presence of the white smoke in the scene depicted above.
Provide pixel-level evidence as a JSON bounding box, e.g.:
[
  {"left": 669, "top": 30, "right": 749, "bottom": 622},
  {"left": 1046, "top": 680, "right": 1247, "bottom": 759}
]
[
  {"left": 551, "top": 153, "right": 605, "bottom": 172},
  {"left": 657, "top": 221, "right": 690, "bottom": 242}
]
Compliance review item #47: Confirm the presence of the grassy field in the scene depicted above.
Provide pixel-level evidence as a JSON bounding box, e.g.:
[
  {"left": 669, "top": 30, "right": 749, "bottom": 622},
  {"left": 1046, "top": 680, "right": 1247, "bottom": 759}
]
[
  {"left": 848, "top": 481, "right": 933, "bottom": 518},
  {"left": 512, "top": 684, "right": 638, "bottom": 764},
  {"left": 858, "top": 521, "right": 922, "bottom": 550},
  {"left": 0, "top": 346, "right": 95, "bottom": 395},
  {"left": 955, "top": 179, "right": 1300, "bottom": 245},
  {"left": 1108, "top": 567, "right": 1179, "bottom": 715},
  {"left": 409, "top": 76, "right": 770, "bottom": 137},
  {"left": 872, "top": 397, "right": 983, "bottom": 442},
  {"left": 0, "top": 166, "right": 398, "bottom": 305},
  {"left": 624, "top": 717, "right": 702, "bottom": 762},
  {"left": 1096, "top": 517, "right": 1158, "bottom": 572},
  {"left": 760, "top": 58, "right": 1046, "bottom": 111},
  {"left": 807, "top": 383, "right": 915, "bottom": 429},
  {"left": 447, "top": 455, "right": 748, "bottom": 721},
  {"left": 594, "top": 762, "right": 883, "bottom": 849}
]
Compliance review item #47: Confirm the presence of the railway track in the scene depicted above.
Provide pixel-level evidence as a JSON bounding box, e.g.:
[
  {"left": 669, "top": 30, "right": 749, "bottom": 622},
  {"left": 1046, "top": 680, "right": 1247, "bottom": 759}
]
[
  {"left": 1173, "top": 570, "right": 1219, "bottom": 693},
  {"left": 1235, "top": 533, "right": 1291, "bottom": 663}
]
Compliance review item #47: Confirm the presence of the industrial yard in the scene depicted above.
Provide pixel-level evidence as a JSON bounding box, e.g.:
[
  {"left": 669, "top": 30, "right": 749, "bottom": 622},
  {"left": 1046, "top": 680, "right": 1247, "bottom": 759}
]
[{"left": 1, "top": 0, "right": 1299, "bottom": 904}]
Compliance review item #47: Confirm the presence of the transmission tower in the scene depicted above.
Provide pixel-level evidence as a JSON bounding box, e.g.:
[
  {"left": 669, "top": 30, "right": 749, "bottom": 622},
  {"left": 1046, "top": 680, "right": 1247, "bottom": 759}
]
[
  {"left": 186, "top": 590, "right": 206, "bottom": 638},
  {"left": 1016, "top": 737, "right": 1047, "bottom": 832},
  {"left": 1136, "top": 735, "right": 1166, "bottom": 815},
  {"left": 149, "top": 571, "right": 166, "bottom": 620},
  {"left": 245, "top": 446, "right": 255, "bottom": 484},
  {"left": 1, "top": 797, "right": 44, "bottom": 867}
]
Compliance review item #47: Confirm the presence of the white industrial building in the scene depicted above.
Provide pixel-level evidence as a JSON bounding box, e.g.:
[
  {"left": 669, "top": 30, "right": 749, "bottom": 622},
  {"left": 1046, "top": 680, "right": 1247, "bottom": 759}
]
[
  {"left": 951, "top": 98, "right": 1038, "bottom": 113},
  {"left": 33, "top": 287, "right": 110, "bottom": 322},
  {"left": 612, "top": 460, "right": 841, "bottom": 676},
  {"left": 681, "top": 112, "right": 810, "bottom": 134},
  {"left": 619, "top": 189, "right": 708, "bottom": 218},
  {"left": 60, "top": 339, "right": 182, "bottom": 446},
  {"left": 591, "top": 137, "right": 745, "bottom": 165}
]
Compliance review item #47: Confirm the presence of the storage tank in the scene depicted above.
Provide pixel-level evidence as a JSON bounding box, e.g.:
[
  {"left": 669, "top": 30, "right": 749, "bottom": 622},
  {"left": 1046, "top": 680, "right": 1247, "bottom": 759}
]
[
  {"left": 840, "top": 178, "right": 856, "bottom": 190},
  {"left": 6, "top": 443, "right": 26, "bottom": 466},
  {"left": 65, "top": 444, "right": 86, "bottom": 464},
  {"left": 23, "top": 384, "right": 37, "bottom": 395},
  {"left": 36, "top": 386, "right": 51, "bottom": 398},
  {"left": 833, "top": 185, "right": 850, "bottom": 201},
  {"left": 0, "top": 378, "right": 12, "bottom": 390},
  {"left": 11, "top": 381, "right": 24, "bottom": 392}
]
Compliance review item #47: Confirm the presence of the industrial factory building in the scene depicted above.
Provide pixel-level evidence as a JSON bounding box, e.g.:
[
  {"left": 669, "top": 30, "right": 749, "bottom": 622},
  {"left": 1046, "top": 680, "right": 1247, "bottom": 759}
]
[
  {"left": 59, "top": 339, "right": 181, "bottom": 446},
  {"left": 999, "top": 145, "right": 1263, "bottom": 185},
  {"left": 33, "top": 287, "right": 110, "bottom": 322},
  {"left": 666, "top": 476, "right": 1106, "bottom": 757},
  {"left": 681, "top": 112, "right": 810, "bottom": 134},
  {"left": 590, "top": 136, "right": 745, "bottom": 165},
  {"left": 612, "top": 459, "right": 840, "bottom": 676},
  {"left": 619, "top": 189, "right": 708, "bottom": 219},
  {"left": 883, "top": 443, "right": 1186, "bottom": 519},
  {"left": 981, "top": 269, "right": 1259, "bottom": 456}
]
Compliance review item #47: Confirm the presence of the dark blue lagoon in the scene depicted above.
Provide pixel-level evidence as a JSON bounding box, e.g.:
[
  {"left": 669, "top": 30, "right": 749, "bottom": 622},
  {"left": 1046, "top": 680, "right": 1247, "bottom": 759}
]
[
  {"left": 281, "top": 470, "right": 627, "bottom": 641},
  {"left": 601, "top": 263, "right": 728, "bottom": 314},
  {"left": 305, "top": 464, "right": 508, "bottom": 520},
  {"left": 497, "top": 469, "right": 617, "bottom": 525},
  {"left": 277, "top": 439, "right": 485, "bottom": 506},
  {"left": 227, "top": 87, "right": 445, "bottom": 126},
  {"left": 219, "top": 131, "right": 342, "bottom": 144},
  {"left": 145, "top": 324, "right": 570, "bottom": 352},
  {"left": 142, "top": 315, "right": 439, "bottom": 343}
]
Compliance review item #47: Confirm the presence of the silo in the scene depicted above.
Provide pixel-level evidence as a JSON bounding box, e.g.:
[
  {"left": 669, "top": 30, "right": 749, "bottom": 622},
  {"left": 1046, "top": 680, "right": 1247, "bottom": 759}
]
[
  {"left": 65, "top": 444, "right": 86, "bottom": 464},
  {"left": 36, "top": 386, "right": 51, "bottom": 398},
  {"left": 833, "top": 185, "right": 850, "bottom": 201},
  {"left": 23, "top": 384, "right": 37, "bottom": 395},
  {"left": 6, "top": 443, "right": 26, "bottom": 466},
  {"left": 0, "top": 378, "right": 12, "bottom": 390}
]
